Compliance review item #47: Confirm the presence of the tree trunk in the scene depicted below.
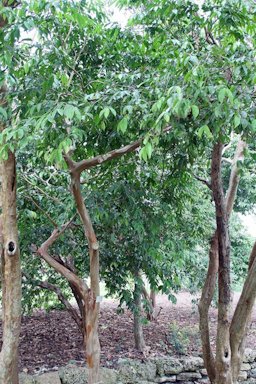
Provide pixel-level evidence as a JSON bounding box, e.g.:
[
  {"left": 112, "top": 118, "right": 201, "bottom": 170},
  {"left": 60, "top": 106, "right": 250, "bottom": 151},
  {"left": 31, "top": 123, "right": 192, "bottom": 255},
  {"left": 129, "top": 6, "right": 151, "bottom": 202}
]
[
  {"left": 0, "top": 80, "right": 22, "bottom": 384},
  {"left": 198, "top": 232, "right": 218, "bottom": 382},
  {"left": 133, "top": 272, "right": 146, "bottom": 351},
  {"left": 199, "top": 139, "right": 246, "bottom": 384},
  {"left": 0, "top": 151, "right": 22, "bottom": 384},
  {"left": 212, "top": 142, "right": 232, "bottom": 384},
  {"left": 67, "top": 166, "right": 100, "bottom": 384},
  {"left": 150, "top": 289, "right": 156, "bottom": 308}
]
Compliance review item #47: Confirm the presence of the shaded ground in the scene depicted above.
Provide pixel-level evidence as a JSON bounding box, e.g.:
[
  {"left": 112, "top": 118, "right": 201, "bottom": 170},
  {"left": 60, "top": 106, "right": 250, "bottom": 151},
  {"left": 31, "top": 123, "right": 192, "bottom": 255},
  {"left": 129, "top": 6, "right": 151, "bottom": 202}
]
[{"left": 0, "top": 292, "right": 255, "bottom": 374}]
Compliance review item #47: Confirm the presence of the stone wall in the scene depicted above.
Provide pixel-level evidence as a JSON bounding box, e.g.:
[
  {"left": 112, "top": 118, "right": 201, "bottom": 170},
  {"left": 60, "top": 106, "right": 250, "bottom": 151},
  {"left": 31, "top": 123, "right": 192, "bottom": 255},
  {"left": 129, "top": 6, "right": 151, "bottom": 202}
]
[{"left": 19, "top": 348, "right": 256, "bottom": 384}]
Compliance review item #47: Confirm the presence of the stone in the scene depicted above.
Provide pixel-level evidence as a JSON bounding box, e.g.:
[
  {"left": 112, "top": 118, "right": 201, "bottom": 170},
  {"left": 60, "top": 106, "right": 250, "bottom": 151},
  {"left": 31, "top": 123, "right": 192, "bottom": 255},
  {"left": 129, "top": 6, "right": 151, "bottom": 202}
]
[
  {"left": 99, "top": 367, "right": 118, "bottom": 384},
  {"left": 59, "top": 365, "right": 88, "bottom": 384},
  {"left": 59, "top": 365, "right": 118, "bottom": 384},
  {"left": 244, "top": 349, "right": 256, "bottom": 363},
  {"left": 240, "top": 363, "right": 251, "bottom": 371},
  {"left": 198, "top": 379, "right": 209, "bottom": 384},
  {"left": 19, "top": 373, "right": 35, "bottom": 384},
  {"left": 118, "top": 358, "right": 157, "bottom": 383},
  {"left": 238, "top": 371, "right": 248, "bottom": 381},
  {"left": 156, "top": 376, "right": 177, "bottom": 383},
  {"left": 181, "top": 357, "right": 204, "bottom": 372},
  {"left": 200, "top": 368, "right": 207, "bottom": 376},
  {"left": 35, "top": 372, "right": 61, "bottom": 384},
  {"left": 249, "top": 369, "right": 256, "bottom": 378},
  {"left": 155, "top": 357, "right": 183, "bottom": 376},
  {"left": 177, "top": 371, "right": 202, "bottom": 381}
]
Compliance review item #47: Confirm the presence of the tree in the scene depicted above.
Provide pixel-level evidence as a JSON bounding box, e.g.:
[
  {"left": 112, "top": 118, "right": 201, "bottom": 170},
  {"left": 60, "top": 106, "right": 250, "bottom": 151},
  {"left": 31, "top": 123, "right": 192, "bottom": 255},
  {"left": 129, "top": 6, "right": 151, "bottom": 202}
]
[{"left": 115, "top": 1, "right": 256, "bottom": 382}]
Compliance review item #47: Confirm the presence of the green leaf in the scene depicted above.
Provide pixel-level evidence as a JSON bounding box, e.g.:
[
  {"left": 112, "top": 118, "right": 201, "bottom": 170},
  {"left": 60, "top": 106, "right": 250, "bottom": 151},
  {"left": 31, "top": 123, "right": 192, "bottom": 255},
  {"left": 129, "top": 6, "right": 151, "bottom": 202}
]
[
  {"left": 234, "top": 115, "right": 241, "bottom": 128},
  {"left": 198, "top": 125, "right": 213, "bottom": 139},
  {"left": 0, "top": 107, "right": 8, "bottom": 121},
  {"left": 64, "top": 104, "right": 75, "bottom": 119},
  {"left": 99, "top": 107, "right": 110, "bottom": 119},
  {"left": 145, "top": 142, "right": 153, "bottom": 159},
  {"left": 251, "top": 119, "right": 256, "bottom": 132},
  {"left": 117, "top": 117, "right": 128, "bottom": 133},
  {"left": 218, "top": 88, "right": 226, "bottom": 103},
  {"left": 24, "top": 62, "right": 30, "bottom": 74},
  {"left": 192, "top": 105, "right": 199, "bottom": 119}
]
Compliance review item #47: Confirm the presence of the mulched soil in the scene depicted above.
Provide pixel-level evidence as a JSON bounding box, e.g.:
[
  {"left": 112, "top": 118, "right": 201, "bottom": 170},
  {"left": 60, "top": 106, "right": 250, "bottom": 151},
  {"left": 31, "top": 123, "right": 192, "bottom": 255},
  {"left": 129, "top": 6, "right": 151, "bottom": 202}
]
[{"left": 0, "top": 293, "right": 255, "bottom": 374}]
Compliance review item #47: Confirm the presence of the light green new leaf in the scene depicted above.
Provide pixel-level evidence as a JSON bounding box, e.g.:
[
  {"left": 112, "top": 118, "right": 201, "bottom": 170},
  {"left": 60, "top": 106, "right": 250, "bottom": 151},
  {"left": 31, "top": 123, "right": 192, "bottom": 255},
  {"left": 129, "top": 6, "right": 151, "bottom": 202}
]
[
  {"left": 192, "top": 105, "right": 199, "bottom": 119},
  {"left": 198, "top": 125, "right": 213, "bottom": 139},
  {"left": 64, "top": 104, "right": 75, "bottom": 119},
  {"left": 117, "top": 117, "right": 128, "bottom": 133},
  {"left": 218, "top": 88, "right": 226, "bottom": 103},
  {"left": 99, "top": 107, "right": 110, "bottom": 119}
]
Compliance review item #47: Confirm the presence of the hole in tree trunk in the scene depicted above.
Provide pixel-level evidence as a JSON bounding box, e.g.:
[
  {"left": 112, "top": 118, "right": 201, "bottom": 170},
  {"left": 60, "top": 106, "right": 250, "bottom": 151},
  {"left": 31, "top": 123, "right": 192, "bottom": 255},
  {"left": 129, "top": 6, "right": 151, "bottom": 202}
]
[
  {"left": 7, "top": 241, "right": 16, "bottom": 256},
  {"left": 224, "top": 350, "right": 228, "bottom": 358}
]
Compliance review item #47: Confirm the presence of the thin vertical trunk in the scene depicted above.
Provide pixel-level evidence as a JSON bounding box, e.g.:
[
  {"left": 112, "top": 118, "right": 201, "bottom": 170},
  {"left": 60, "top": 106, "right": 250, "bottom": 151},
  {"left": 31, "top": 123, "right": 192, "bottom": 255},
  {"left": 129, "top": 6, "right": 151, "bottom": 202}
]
[
  {"left": 150, "top": 289, "right": 156, "bottom": 308},
  {"left": 68, "top": 167, "right": 100, "bottom": 384},
  {"left": 133, "top": 271, "right": 146, "bottom": 351},
  {"left": 198, "top": 232, "right": 218, "bottom": 383},
  {"left": 211, "top": 142, "right": 232, "bottom": 384}
]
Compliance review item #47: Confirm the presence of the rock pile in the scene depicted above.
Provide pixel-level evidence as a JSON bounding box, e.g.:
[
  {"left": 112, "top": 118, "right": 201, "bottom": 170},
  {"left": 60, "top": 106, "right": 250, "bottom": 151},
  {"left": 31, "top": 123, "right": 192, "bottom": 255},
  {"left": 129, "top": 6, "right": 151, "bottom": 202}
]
[{"left": 19, "top": 348, "right": 256, "bottom": 384}]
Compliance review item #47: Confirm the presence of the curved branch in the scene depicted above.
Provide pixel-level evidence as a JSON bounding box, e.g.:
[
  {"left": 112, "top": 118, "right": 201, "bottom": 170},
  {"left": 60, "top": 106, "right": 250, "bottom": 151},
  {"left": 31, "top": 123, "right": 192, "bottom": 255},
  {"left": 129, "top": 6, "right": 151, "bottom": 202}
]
[
  {"left": 64, "top": 126, "right": 171, "bottom": 175},
  {"left": 37, "top": 220, "right": 88, "bottom": 296}
]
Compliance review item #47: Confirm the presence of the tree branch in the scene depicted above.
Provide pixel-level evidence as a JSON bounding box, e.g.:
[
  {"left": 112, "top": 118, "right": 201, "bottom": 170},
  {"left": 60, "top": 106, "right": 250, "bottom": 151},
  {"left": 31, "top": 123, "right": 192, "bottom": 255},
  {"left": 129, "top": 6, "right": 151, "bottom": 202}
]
[
  {"left": 193, "top": 173, "right": 211, "bottom": 189},
  {"left": 225, "top": 140, "right": 246, "bottom": 217},
  {"left": 22, "top": 272, "right": 82, "bottom": 332},
  {"left": 37, "top": 219, "right": 88, "bottom": 296},
  {"left": 26, "top": 195, "right": 58, "bottom": 228},
  {"left": 64, "top": 126, "right": 171, "bottom": 175}
]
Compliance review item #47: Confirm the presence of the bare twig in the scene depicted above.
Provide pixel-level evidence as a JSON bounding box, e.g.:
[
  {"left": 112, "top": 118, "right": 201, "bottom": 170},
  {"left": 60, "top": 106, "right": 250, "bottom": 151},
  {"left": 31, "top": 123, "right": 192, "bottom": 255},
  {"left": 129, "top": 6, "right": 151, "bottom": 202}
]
[{"left": 26, "top": 195, "right": 58, "bottom": 228}]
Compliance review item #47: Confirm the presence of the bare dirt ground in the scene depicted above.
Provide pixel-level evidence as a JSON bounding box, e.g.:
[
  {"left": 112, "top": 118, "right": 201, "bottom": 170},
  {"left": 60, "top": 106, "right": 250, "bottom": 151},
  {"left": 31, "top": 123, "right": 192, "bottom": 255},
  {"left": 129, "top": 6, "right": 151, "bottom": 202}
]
[{"left": 0, "top": 292, "right": 255, "bottom": 374}]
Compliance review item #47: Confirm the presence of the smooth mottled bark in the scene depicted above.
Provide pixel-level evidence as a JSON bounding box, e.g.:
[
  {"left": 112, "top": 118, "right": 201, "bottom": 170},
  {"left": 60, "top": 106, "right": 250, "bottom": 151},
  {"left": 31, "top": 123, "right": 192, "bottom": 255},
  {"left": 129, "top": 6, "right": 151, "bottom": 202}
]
[{"left": 0, "top": 79, "right": 22, "bottom": 384}]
